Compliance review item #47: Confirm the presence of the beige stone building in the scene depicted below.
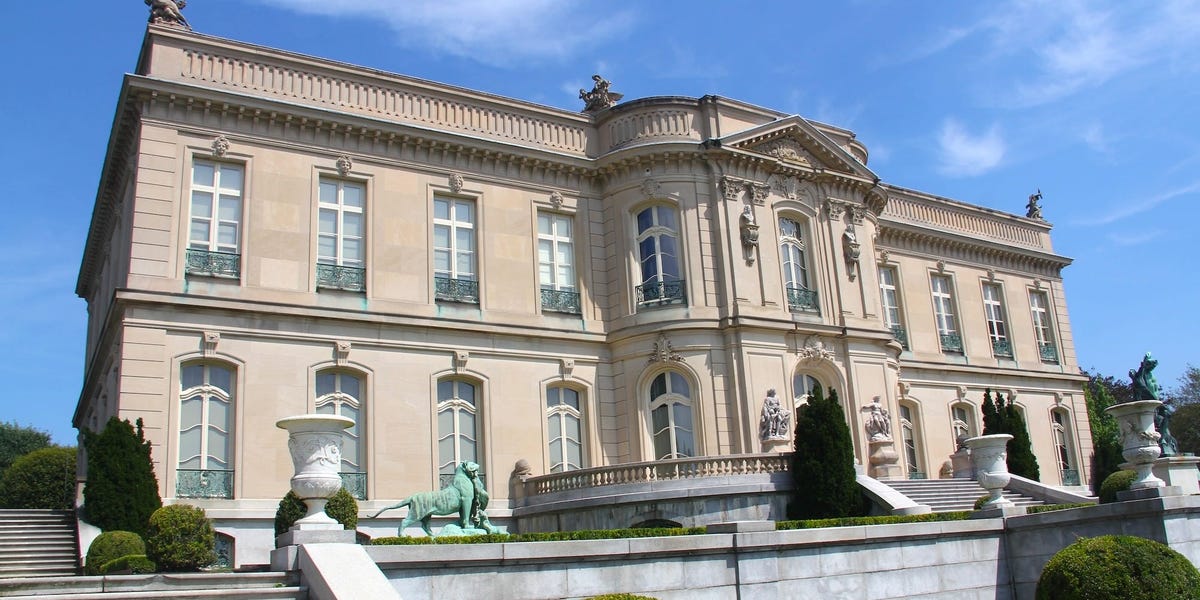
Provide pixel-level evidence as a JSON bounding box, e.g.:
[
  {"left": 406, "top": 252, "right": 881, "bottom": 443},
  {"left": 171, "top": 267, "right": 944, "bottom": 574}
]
[{"left": 75, "top": 25, "right": 1090, "bottom": 565}]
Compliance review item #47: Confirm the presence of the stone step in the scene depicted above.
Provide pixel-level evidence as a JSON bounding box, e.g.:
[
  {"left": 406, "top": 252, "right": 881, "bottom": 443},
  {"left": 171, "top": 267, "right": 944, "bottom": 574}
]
[
  {"left": 0, "top": 572, "right": 302, "bottom": 597},
  {"left": 0, "top": 586, "right": 307, "bottom": 599}
]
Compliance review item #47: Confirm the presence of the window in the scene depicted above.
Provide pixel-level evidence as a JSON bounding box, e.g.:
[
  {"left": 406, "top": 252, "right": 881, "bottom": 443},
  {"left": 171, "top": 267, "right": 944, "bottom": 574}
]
[
  {"left": 538, "top": 212, "right": 580, "bottom": 314},
  {"left": 648, "top": 372, "right": 694, "bottom": 459},
  {"left": 317, "top": 179, "right": 366, "bottom": 292},
  {"left": 793, "top": 373, "right": 823, "bottom": 411},
  {"left": 186, "top": 160, "right": 243, "bottom": 277},
  {"left": 177, "top": 363, "right": 234, "bottom": 498},
  {"left": 316, "top": 371, "right": 365, "bottom": 499},
  {"left": 546, "top": 386, "right": 583, "bottom": 472},
  {"left": 635, "top": 205, "right": 685, "bottom": 305},
  {"left": 1030, "top": 291, "right": 1058, "bottom": 363},
  {"left": 781, "top": 217, "right": 818, "bottom": 312},
  {"left": 879, "top": 266, "right": 907, "bottom": 348},
  {"left": 1052, "top": 410, "right": 1079, "bottom": 485},
  {"left": 434, "top": 197, "right": 479, "bottom": 303},
  {"left": 437, "top": 379, "right": 482, "bottom": 487},
  {"left": 951, "top": 403, "right": 975, "bottom": 441},
  {"left": 982, "top": 283, "right": 1012, "bottom": 358},
  {"left": 931, "top": 275, "right": 962, "bottom": 353},
  {"left": 899, "top": 403, "right": 924, "bottom": 479}
]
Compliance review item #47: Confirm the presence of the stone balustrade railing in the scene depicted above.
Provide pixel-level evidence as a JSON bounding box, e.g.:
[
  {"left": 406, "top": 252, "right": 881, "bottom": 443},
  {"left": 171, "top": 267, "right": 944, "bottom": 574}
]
[
  {"left": 884, "top": 193, "right": 1047, "bottom": 249},
  {"left": 599, "top": 101, "right": 703, "bottom": 152},
  {"left": 524, "top": 453, "right": 789, "bottom": 497}
]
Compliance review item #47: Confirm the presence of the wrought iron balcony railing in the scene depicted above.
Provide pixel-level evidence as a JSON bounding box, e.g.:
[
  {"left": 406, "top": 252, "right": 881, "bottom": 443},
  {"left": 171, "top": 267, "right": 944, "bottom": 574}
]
[
  {"left": 316, "top": 263, "right": 365, "bottom": 292},
  {"left": 340, "top": 472, "right": 367, "bottom": 500},
  {"left": 992, "top": 339, "right": 1014, "bottom": 358},
  {"left": 636, "top": 279, "right": 686, "bottom": 306},
  {"left": 435, "top": 276, "right": 480, "bottom": 304},
  {"left": 907, "top": 471, "right": 927, "bottom": 480},
  {"left": 176, "top": 469, "right": 233, "bottom": 499},
  {"left": 939, "top": 333, "right": 964, "bottom": 354},
  {"left": 1039, "top": 343, "right": 1059, "bottom": 364},
  {"left": 540, "top": 288, "right": 581, "bottom": 314},
  {"left": 786, "top": 286, "right": 819, "bottom": 313},
  {"left": 890, "top": 325, "right": 909, "bottom": 350},
  {"left": 185, "top": 249, "right": 240, "bottom": 278},
  {"left": 1060, "top": 468, "right": 1080, "bottom": 486}
]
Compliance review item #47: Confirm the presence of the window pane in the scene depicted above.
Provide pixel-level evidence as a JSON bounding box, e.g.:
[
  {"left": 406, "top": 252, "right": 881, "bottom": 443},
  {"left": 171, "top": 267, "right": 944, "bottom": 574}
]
[
  {"left": 548, "top": 414, "right": 561, "bottom": 437},
  {"left": 179, "top": 428, "right": 201, "bottom": 462},
  {"left": 319, "top": 182, "right": 338, "bottom": 204},
  {"left": 456, "top": 201, "right": 474, "bottom": 224},
  {"left": 209, "top": 367, "right": 232, "bottom": 394},
  {"left": 651, "top": 374, "right": 667, "bottom": 399},
  {"left": 538, "top": 214, "right": 551, "bottom": 235},
  {"left": 218, "top": 165, "right": 242, "bottom": 191},
  {"left": 674, "top": 428, "right": 694, "bottom": 458},
  {"left": 456, "top": 252, "right": 474, "bottom": 276},
  {"left": 566, "top": 438, "right": 582, "bottom": 468},
  {"left": 538, "top": 240, "right": 552, "bottom": 264},
  {"left": 318, "top": 236, "right": 337, "bottom": 261},
  {"left": 549, "top": 438, "right": 562, "bottom": 464},
  {"left": 343, "top": 212, "right": 363, "bottom": 237},
  {"left": 437, "top": 381, "right": 453, "bottom": 402},
  {"left": 180, "top": 396, "right": 203, "bottom": 426},
  {"left": 208, "top": 397, "right": 229, "bottom": 430},
  {"left": 657, "top": 207, "right": 676, "bottom": 231},
  {"left": 342, "top": 184, "right": 364, "bottom": 208},
  {"left": 316, "top": 404, "right": 336, "bottom": 415},
  {"left": 434, "top": 198, "right": 449, "bottom": 220},
  {"left": 557, "top": 216, "right": 572, "bottom": 237},
  {"left": 636, "top": 208, "right": 653, "bottom": 233},
  {"left": 651, "top": 405, "right": 670, "bottom": 436},
  {"left": 342, "top": 375, "right": 361, "bottom": 400},
  {"left": 191, "top": 192, "right": 213, "bottom": 217},
  {"left": 557, "top": 242, "right": 573, "bottom": 265},
  {"left": 182, "top": 365, "right": 204, "bottom": 390},
  {"left": 217, "top": 223, "right": 238, "bottom": 247},
  {"left": 434, "top": 249, "right": 450, "bottom": 273},
  {"left": 458, "top": 382, "right": 475, "bottom": 404},
  {"left": 673, "top": 403, "right": 693, "bottom": 433},
  {"left": 317, "top": 373, "right": 335, "bottom": 397},
  {"left": 455, "top": 229, "right": 474, "bottom": 252},
  {"left": 319, "top": 210, "right": 337, "bottom": 234},
  {"left": 193, "top": 162, "right": 215, "bottom": 187},
  {"left": 342, "top": 238, "right": 362, "bottom": 262},
  {"left": 207, "top": 428, "right": 229, "bottom": 465},
  {"left": 670, "top": 373, "right": 689, "bottom": 397},
  {"left": 565, "top": 413, "right": 581, "bottom": 440},
  {"left": 189, "top": 221, "right": 210, "bottom": 245},
  {"left": 563, "top": 388, "right": 580, "bottom": 410}
]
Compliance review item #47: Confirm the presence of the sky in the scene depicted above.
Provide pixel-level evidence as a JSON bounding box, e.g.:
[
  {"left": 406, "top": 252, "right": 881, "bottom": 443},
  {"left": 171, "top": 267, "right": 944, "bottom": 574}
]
[{"left": 2, "top": 0, "right": 1198, "bottom": 445}]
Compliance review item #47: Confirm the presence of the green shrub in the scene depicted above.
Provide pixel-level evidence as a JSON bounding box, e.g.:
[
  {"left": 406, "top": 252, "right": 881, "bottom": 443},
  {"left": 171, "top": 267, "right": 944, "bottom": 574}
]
[
  {"left": 1035, "top": 535, "right": 1200, "bottom": 599},
  {"left": 0, "top": 447, "right": 76, "bottom": 510},
  {"left": 98, "top": 554, "right": 156, "bottom": 575},
  {"left": 1026, "top": 503, "right": 1094, "bottom": 514},
  {"left": 789, "top": 388, "right": 862, "bottom": 519},
  {"left": 274, "top": 488, "right": 359, "bottom": 536},
  {"left": 1098, "top": 470, "right": 1137, "bottom": 504},
  {"left": 0, "top": 421, "right": 53, "bottom": 474},
  {"left": 587, "top": 595, "right": 658, "bottom": 600},
  {"left": 372, "top": 526, "right": 705, "bottom": 546},
  {"left": 85, "top": 531, "right": 145, "bottom": 576},
  {"left": 775, "top": 511, "right": 971, "bottom": 531},
  {"left": 974, "top": 494, "right": 992, "bottom": 510},
  {"left": 144, "top": 504, "right": 215, "bottom": 572},
  {"left": 82, "top": 418, "right": 161, "bottom": 536}
]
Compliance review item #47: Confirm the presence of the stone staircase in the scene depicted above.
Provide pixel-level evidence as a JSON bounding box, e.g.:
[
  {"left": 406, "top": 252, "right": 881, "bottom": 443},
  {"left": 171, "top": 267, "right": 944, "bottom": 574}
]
[
  {"left": 0, "top": 572, "right": 307, "bottom": 599},
  {"left": 884, "top": 478, "right": 1044, "bottom": 512},
  {"left": 0, "top": 510, "right": 79, "bottom": 578}
]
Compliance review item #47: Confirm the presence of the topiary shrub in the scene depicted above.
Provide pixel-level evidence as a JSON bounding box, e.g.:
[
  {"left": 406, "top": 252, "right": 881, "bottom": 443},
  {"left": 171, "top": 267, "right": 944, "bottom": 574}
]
[
  {"left": 274, "top": 488, "right": 358, "bottom": 536},
  {"left": 788, "top": 388, "right": 862, "bottom": 519},
  {"left": 98, "top": 554, "right": 156, "bottom": 575},
  {"left": 0, "top": 447, "right": 76, "bottom": 510},
  {"left": 1098, "top": 470, "right": 1137, "bottom": 504},
  {"left": 1035, "top": 535, "right": 1200, "bottom": 599},
  {"left": 85, "top": 531, "right": 145, "bottom": 576},
  {"left": 82, "top": 418, "right": 161, "bottom": 537},
  {"left": 144, "top": 504, "right": 215, "bottom": 572}
]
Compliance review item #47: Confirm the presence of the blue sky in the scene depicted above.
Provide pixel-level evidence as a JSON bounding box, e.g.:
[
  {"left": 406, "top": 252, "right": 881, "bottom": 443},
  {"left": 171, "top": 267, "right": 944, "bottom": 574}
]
[{"left": 3, "top": 1, "right": 1198, "bottom": 444}]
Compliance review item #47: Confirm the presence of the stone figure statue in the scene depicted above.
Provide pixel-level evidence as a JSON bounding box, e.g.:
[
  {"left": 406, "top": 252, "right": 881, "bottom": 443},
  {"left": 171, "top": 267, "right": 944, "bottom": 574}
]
[
  {"left": 739, "top": 205, "right": 759, "bottom": 246},
  {"left": 468, "top": 476, "right": 502, "bottom": 534},
  {"left": 1156, "top": 399, "right": 1178, "bottom": 457},
  {"left": 863, "top": 398, "right": 892, "bottom": 442},
  {"left": 579, "top": 75, "right": 623, "bottom": 112},
  {"left": 1130, "top": 352, "right": 1162, "bottom": 401},
  {"left": 370, "top": 461, "right": 480, "bottom": 536},
  {"left": 146, "top": 0, "right": 191, "bottom": 29},
  {"left": 759, "top": 389, "right": 791, "bottom": 441},
  {"left": 1026, "top": 189, "right": 1044, "bottom": 220}
]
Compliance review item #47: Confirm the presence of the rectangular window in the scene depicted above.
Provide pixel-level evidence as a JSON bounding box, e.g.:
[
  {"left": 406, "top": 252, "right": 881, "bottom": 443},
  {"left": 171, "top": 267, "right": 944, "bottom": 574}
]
[
  {"left": 1030, "top": 290, "right": 1058, "bottom": 363},
  {"left": 434, "top": 197, "right": 479, "bottom": 303},
  {"left": 879, "top": 266, "right": 907, "bottom": 349},
  {"left": 186, "top": 160, "right": 243, "bottom": 277},
  {"left": 316, "top": 179, "right": 366, "bottom": 292},
  {"left": 982, "top": 283, "right": 1012, "bottom": 357},
  {"left": 538, "top": 212, "right": 580, "bottom": 314},
  {"left": 931, "top": 275, "right": 962, "bottom": 353}
]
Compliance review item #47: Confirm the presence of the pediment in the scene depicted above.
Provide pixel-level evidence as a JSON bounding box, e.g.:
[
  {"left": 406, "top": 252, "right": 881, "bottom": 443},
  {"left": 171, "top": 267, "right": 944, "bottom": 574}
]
[{"left": 722, "top": 116, "right": 876, "bottom": 180}]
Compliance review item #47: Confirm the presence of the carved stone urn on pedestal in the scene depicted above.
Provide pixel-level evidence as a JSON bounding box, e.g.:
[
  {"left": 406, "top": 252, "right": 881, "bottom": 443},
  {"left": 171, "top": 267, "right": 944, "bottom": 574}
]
[
  {"left": 965, "top": 434, "right": 1013, "bottom": 509},
  {"left": 1105, "top": 400, "right": 1165, "bottom": 490},
  {"left": 276, "top": 414, "right": 354, "bottom": 529}
]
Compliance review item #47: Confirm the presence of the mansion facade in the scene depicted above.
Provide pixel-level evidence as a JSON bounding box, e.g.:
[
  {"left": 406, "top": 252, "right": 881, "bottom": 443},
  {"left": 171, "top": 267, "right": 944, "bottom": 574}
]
[{"left": 75, "top": 25, "right": 1091, "bottom": 565}]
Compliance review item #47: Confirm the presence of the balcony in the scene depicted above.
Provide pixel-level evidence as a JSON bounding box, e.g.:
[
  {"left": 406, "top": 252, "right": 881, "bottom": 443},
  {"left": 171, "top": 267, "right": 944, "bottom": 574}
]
[
  {"left": 786, "top": 286, "right": 819, "bottom": 313},
  {"left": 540, "top": 288, "right": 581, "bottom": 314},
  {"left": 907, "top": 471, "right": 927, "bottom": 480},
  {"left": 939, "top": 333, "right": 964, "bottom": 354},
  {"left": 316, "top": 263, "right": 365, "bottom": 292},
  {"left": 340, "top": 472, "right": 367, "bottom": 500},
  {"left": 889, "top": 325, "right": 909, "bottom": 350},
  {"left": 176, "top": 469, "right": 233, "bottom": 499},
  {"left": 435, "top": 276, "right": 480, "bottom": 304},
  {"left": 1039, "top": 343, "right": 1059, "bottom": 364},
  {"left": 636, "top": 278, "right": 686, "bottom": 307},
  {"left": 992, "top": 339, "right": 1013, "bottom": 358},
  {"left": 185, "top": 249, "right": 240, "bottom": 278}
]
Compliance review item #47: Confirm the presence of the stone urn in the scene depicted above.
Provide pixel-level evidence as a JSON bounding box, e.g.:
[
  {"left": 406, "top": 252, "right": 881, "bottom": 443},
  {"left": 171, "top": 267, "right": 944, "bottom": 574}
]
[
  {"left": 1105, "top": 400, "right": 1165, "bottom": 490},
  {"left": 965, "top": 434, "right": 1013, "bottom": 509},
  {"left": 276, "top": 414, "right": 354, "bottom": 528}
]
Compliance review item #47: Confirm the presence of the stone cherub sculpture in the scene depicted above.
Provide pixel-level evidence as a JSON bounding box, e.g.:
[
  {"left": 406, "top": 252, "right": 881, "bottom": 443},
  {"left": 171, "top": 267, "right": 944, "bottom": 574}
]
[
  {"left": 579, "top": 75, "right": 623, "bottom": 112},
  {"left": 1130, "top": 352, "right": 1161, "bottom": 401},
  {"left": 863, "top": 398, "right": 892, "bottom": 442},
  {"left": 1026, "top": 189, "right": 1044, "bottom": 220},
  {"left": 146, "top": 0, "right": 191, "bottom": 29},
  {"left": 1156, "top": 399, "right": 1178, "bottom": 457},
  {"left": 759, "top": 389, "right": 791, "bottom": 441}
]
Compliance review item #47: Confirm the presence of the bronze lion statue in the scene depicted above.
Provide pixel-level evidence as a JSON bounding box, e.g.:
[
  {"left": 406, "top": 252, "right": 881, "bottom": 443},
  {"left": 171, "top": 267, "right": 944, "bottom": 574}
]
[{"left": 371, "top": 461, "right": 479, "bottom": 536}]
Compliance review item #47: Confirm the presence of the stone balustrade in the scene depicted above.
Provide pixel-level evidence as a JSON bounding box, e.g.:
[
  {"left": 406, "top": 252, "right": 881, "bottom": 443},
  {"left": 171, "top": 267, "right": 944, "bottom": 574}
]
[
  {"left": 884, "top": 192, "right": 1049, "bottom": 249},
  {"left": 524, "top": 453, "right": 789, "bottom": 497}
]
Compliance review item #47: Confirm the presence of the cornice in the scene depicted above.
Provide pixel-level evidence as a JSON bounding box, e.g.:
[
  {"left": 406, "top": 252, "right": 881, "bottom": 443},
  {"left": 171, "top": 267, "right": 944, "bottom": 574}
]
[{"left": 878, "top": 220, "right": 1072, "bottom": 278}]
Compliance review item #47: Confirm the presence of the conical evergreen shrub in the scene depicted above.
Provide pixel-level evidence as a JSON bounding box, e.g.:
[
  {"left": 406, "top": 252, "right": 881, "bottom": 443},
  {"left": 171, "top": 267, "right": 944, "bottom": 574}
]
[
  {"left": 83, "top": 417, "right": 162, "bottom": 536},
  {"left": 1002, "top": 393, "right": 1040, "bottom": 481},
  {"left": 788, "top": 388, "right": 861, "bottom": 519}
]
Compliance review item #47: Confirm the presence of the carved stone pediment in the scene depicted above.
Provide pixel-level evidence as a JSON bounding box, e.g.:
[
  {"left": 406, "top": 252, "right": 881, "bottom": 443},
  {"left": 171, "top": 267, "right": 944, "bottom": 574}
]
[
  {"left": 749, "top": 137, "right": 821, "bottom": 167},
  {"left": 722, "top": 118, "right": 877, "bottom": 181}
]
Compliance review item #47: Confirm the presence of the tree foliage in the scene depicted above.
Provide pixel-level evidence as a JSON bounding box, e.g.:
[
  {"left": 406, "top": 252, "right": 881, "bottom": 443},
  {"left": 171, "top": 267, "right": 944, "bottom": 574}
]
[
  {"left": 788, "top": 388, "right": 863, "bottom": 519},
  {"left": 980, "top": 389, "right": 1040, "bottom": 481},
  {"left": 1171, "top": 403, "right": 1200, "bottom": 456},
  {"left": 0, "top": 446, "right": 76, "bottom": 510},
  {"left": 82, "top": 417, "right": 162, "bottom": 536},
  {"left": 274, "top": 488, "right": 359, "bottom": 536},
  {"left": 0, "top": 421, "right": 53, "bottom": 475},
  {"left": 1169, "top": 364, "right": 1200, "bottom": 405},
  {"left": 1084, "top": 371, "right": 1126, "bottom": 496}
]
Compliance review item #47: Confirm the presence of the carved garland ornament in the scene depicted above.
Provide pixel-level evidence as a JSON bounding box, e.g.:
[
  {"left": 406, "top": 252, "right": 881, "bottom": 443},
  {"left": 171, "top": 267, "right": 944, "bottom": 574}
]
[
  {"left": 648, "top": 334, "right": 683, "bottom": 364},
  {"left": 796, "top": 336, "right": 835, "bottom": 363},
  {"left": 449, "top": 173, "right": 465, "bottom": 193}
]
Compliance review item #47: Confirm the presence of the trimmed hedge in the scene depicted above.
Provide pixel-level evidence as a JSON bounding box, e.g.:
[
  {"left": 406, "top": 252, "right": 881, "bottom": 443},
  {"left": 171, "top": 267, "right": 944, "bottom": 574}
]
[
  {"left": 0, "top": 446, "right": 76, "bottom": 510},
  {"left": 85, "top": 531, "right": 145, "bottom": 576},
  {"left": 587, "top": 595, "right": 658, "bottom": 600},
  {"left": 145, "top": 504, "right": 216, "bottom": 572},
  {"left": 1098, "top": 470, "right": 1137, "bottom": 504},
  {"left": 775, "top": 511, "right": 971, "bottom": 531},
  {"left": 98, "top": 554, "right": 156, "bottom": 575},
  {"left": 274, "top": 488, "right": 358, "bottom": 536},
  {"left": 1036, "top": 535, "right": 1200, "bottom": 599},
  {"left": 973, "top": 494, "right": 992, "bottom": 510},
  {"left": 1025, "top": 503, "right": 1095, "bottom": 515},
  {"left": 372, "top": 526, "right": 705, "bottom": 546}
]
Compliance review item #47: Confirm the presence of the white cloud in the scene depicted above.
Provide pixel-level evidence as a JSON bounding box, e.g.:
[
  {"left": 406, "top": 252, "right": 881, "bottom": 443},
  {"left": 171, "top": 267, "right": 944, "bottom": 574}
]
[
  {"left": 1080, "top": 123, "right": 1109, "bottom": 154},
  {"left": 1106, "top": 230, "right": 1164, "bottom": 247},
  {"left": 936, "top": 118, "right": 1005, "bottom": 177},
  {"left": 254, "top": 0, "right": 637, "bottom": 66},
  {"left": 1074, "top": 180, "right": 1200, "bottom": 226}
]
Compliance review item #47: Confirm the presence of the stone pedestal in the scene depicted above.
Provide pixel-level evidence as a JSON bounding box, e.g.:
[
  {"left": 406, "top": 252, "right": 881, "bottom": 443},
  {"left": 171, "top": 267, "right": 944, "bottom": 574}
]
[
  {"left": 1152, "top": 456, "right": 1200, "bottom": 495},
  {"left": 761, "top": 438, "right": 790, "bottom": 453},
  {"left": 868, "top": 440, "right": 902, "bottom": 480},
  {"left": 950, "top": 448, "right": 973, "bottom": 479}
]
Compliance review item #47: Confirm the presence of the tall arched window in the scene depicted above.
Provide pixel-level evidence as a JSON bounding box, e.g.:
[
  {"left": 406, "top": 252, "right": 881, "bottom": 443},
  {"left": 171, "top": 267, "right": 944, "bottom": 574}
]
[
  {"left": 898, "top": 401, "right": 924, "bottom": 479},
  {"left": 780, "top": 217, "right": 817, "bottom": 312},
  {"left": 1051, "top": 409, "right": 1079, "bottom": 485},
  {"left": 316, "top": 370, "right": 365, "bottom": 499},
  {"left": 437, "top": 379, "right": 482, "bottom": 487},
  {"left": 951, "top": 402, "right": 976, "bottom": 441},
  {"left": 546, "top": 386, "right": 584, "bottom": 472},
  {"left": 648, "top": 372, "right": 694, "bottom": 459},
  {"left": 178, "top": 362, "right": 235, "bottom": 499},
  {"left": 793, "top": 373, "right": 823, "bottom": 411},
  {"left": 635, "top": 205, "right": 685, "bottom": 305}
]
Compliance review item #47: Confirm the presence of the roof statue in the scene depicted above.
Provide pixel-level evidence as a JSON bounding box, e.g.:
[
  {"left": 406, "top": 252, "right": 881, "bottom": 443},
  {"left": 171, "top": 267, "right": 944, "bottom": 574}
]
[
  {"left": 146, "top": 0, "right": 191, "bottom": 30},
  {"left": 579, "top": 75, "right": 623, "bottom": 112},
  {"left": 1026, "top": 189, "right": 1044, "bottom": 220}
]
